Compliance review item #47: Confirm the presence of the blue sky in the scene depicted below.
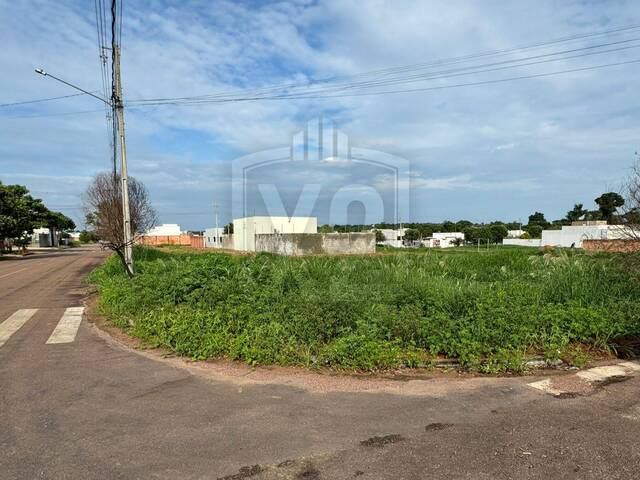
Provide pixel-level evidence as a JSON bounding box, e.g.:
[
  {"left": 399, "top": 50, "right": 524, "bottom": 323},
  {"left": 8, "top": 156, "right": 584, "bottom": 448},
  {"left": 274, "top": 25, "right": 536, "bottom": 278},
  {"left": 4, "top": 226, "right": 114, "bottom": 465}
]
[{"left": 1, "top": 0, "right": 639, "bottom": 230}]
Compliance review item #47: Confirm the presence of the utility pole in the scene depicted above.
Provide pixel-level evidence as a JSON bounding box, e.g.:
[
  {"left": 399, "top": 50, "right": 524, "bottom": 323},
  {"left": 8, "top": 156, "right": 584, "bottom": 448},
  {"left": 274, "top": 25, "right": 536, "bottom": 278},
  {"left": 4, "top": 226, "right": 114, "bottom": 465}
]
[
  {"left": 112, "top": 46, "right": 134, "bottom": 274},
  {"left": 213, "top": 201, "right": 219, "bottom": 247},
  {"left": 108, "top": 0, "right": 133, "bottom": 274}
]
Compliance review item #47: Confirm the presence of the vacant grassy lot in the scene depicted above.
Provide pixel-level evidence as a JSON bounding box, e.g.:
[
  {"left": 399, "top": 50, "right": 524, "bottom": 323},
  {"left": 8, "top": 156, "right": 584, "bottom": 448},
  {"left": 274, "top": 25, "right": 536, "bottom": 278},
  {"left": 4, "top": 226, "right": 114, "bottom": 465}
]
[{"left": 89, "top": 246, "right": 640, "bottom": 372}]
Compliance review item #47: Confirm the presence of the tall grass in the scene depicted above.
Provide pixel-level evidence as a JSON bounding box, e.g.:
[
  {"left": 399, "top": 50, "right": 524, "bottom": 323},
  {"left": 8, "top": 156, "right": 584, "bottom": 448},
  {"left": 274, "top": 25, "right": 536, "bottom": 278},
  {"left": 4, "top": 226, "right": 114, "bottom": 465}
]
[{"left": 88, "top": 246, "right": 640, "bottom": 372}]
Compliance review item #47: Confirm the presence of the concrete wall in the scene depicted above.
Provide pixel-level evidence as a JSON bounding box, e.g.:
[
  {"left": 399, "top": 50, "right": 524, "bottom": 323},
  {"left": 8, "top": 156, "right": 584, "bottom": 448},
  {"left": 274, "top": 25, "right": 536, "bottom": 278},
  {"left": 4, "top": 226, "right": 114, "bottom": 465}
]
[
  {"left": 234, "top": 216, "right": 317, "bottom": 251},
  {"left": 255, "top": 232, "right": 375, "bottom": 256},
  {"left": 503, "top": 238, "right": 542, "bottom": 247}
]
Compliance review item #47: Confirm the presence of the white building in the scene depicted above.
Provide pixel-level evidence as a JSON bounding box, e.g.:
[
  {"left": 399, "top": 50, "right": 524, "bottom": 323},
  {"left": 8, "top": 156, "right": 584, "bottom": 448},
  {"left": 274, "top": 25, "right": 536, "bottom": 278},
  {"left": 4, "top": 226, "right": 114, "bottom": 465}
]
[
  {"left": 503, "top": 222, "right": 633, "bottom": 248},
  {"left": 233, "top": 216, "right": 317, "bottom": 252},
  {"left": 507, "top": 229, "right": 525, "bottom": 238},
  {"left": 30, "top": 227, "right": 59, "bottom": 247},
  {"left": 145, "top": 224, "right": 182, "bottom": 236},
  {"left": 541, "top": 223, "right": 629, "bottom": 248},
  {"left": 204, "top": 227, "right": 225, "bottom": 248},
  {"left": 423, "top": 232, "right": 465, "bottom": 248},
  {"left": 375, "top": 228, "right": 406, "bottom": 248}
]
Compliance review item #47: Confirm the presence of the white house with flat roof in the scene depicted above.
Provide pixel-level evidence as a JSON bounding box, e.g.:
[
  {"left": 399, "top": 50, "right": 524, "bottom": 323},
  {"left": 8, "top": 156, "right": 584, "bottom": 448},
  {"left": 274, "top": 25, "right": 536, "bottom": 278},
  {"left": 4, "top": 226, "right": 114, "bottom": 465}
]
[
  {"left": 233, "top": 216, "right": 317, "bottom": 251},
  {"left": 375, "top": 228, "right": 406, "bottom": 248},
  {"left": 145, "top": 224, "right": 182, "bottom": 236},
  {"left": 504, "top": 222, "right": 634, "bottom": 248},
  {"left": 204, "top": 227, "right": 225, "bottom": 248},
  {"left": 423, "top": 232, "right": 465, "bottom": 248}
]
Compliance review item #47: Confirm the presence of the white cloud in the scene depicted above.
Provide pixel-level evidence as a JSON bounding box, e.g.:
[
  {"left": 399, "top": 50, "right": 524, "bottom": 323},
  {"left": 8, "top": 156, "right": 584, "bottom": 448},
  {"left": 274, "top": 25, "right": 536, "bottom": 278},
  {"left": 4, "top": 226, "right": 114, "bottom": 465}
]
[{"left": 2, "top": 0, "right": 640, "bottom": 227}]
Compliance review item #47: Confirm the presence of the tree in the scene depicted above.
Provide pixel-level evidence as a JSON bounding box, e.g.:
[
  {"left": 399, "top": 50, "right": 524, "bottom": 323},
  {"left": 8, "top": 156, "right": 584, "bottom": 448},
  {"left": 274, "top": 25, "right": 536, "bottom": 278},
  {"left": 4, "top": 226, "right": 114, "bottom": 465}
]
[
  {"left": 373, "top": 229, "right": 385, "bottom": 243},
  {"left": 527, "top": 211, "right": 549, "bottom": 228},
  {"left": 223, "top": 222, "right": 234, "bottom": 234},
  {"left": 79, "top": 230, "right": 99, "bottom": 243},
  {"left": 489, "top": 224, "right": 508, "bottom": 243},
  {"left": 43, "top": 210, "right": 76, "bottom": 247},
  {"left": 595, "top": 192, "right": 625, "bottom": 224},
  {"left": 618, "top": 157, "right": 640, "bottom": 239},
  {"left": 525, "top": 225, "right": 543, "bottom": 238},
  {"left": 565, "top": 203, "right": 588, "bottom": 223},
  {"left": 403, "top": 228, "right": 420, "bottom": 242},
  {"left": 464, "top": 226, "right": 492, "bottom": 243},
  {"left": 83, "top": 172, "right": 157, "bottom": 276},
  {"left": 319, "top": 224, "right": 334, "bottom": 233},
  {"left": 0, "top": 182, "right": 49, "bottom": 252}
]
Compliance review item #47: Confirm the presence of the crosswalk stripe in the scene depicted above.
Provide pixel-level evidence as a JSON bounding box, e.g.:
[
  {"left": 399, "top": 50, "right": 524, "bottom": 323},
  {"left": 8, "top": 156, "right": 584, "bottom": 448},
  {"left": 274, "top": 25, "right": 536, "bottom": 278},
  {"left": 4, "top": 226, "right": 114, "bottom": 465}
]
[
  {"left": 46, "top": 307, "right": 84, "bottom": 344},
  {"left": 0, "top": 309, "right": 38, "bottom": 347}
]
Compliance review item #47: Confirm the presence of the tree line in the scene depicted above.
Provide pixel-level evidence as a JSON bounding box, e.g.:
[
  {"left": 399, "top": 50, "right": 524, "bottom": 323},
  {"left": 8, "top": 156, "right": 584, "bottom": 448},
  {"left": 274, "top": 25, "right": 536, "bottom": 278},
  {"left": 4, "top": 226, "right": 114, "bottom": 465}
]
[
  {"left": 317, "top": 190, "right": 630, "bottom": 243},
  {"left": 0, "top": 181, "right": 76, "bottom": 253}
]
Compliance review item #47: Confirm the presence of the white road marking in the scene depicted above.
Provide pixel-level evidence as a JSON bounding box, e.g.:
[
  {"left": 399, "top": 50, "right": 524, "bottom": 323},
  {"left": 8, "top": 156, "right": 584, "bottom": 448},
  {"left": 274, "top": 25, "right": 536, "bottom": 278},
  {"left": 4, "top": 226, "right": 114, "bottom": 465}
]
[
  {"left": 528, "top": 378, "right": 565, "bottom": 396},
  {"left": 576, "top": 365, "right": 629, "bottom": 382},
  {"left": 0, "top": 309, "right": 38, "bottom": 347},
  {"left": 46, "top": 307, "right": 84, "bottom": 344},
  {"left": 619, "top": 361, "right": 640, "bottom": 372},
  {"left": 529, "top": 361, "right": 640, "bottom": 396},
  {"left": 0, "top": 267, "right": 28, "bottom": 280}
]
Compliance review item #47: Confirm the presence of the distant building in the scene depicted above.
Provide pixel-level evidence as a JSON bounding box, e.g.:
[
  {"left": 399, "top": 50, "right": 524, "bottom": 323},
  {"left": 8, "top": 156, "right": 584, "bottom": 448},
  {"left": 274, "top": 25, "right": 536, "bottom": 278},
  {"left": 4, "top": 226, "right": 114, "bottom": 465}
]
[
  {"left": 204, "top": 227, "right": 225, "bottom": 248},
  {"left": 233, "top": 216, "right": 317, "bottom": 252},
  {"left": 375, "top": 228, "right": 406, "bottom": 248},
  {"left": 29, "top": 227, "right": 60, "bottom": 247},
  {"left": 507, "top": 229, "right": 525, "bottom": 238},
  {"left": 423, "top": 232, "right": 465, "bottom": 248},
  {"left": 145, "top": 224, "right": 182, "bottom": 236},
  {"left": 503, "top": 222, "right": 634, "bottom": 248}
]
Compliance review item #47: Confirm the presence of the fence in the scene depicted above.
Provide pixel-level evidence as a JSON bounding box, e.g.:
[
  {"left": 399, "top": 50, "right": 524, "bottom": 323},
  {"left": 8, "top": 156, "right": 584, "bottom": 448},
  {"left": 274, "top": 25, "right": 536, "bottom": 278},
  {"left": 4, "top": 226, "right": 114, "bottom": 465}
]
[{"left": 139, "top": 234, "right": 205, "bottom": 249}]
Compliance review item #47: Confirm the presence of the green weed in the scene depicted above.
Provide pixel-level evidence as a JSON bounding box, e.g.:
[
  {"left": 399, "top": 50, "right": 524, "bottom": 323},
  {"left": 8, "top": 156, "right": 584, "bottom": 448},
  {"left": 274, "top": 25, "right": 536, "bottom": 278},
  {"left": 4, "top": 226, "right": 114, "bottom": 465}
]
[{"left": 88, "top": 246, "right": 640, "bottom": 372}]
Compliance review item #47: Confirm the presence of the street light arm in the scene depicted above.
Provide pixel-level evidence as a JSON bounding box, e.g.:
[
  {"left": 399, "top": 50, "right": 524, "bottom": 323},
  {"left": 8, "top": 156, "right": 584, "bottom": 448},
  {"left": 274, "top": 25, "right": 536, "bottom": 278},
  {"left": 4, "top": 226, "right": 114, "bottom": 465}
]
[{"left": 35, "top": 68, "right": 112, "bottom": 106}]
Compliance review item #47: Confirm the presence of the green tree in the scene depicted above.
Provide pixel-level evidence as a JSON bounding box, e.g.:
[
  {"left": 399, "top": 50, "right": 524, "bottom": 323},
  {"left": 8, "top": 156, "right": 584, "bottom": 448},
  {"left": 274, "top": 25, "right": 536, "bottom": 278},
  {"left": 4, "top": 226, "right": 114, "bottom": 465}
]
[
  {"left": 0, "top": 182, "right": 48, "bottom": 252},
  {"left": 318, "top": 224, "right": 334, "bottom": 233},
  {"left": 489, "top": 224, "right": 508, "bottom": 243},
  {"left": 527, "top": 211, "right": 549, "bottom": 228},
  {"left": 373, "top": 229, "right": 385, "bottom": 243},
  {"left": 565, "top": 203, "right": 588, "bottom": 223},
  {"left": 42, "top": 211, "right": 76, "bottom": 246},
  {"left": 79, "top": 230, "right": 99, "bottom": 243},
  {"left": 525, "top": 225, "right": 543, "bottom": 238},
  {"left": 595, "top": 192, "right": 625, "bottom": 223},
  {"left": 403, "top": 228, "right": 420, "bottom": 242}
]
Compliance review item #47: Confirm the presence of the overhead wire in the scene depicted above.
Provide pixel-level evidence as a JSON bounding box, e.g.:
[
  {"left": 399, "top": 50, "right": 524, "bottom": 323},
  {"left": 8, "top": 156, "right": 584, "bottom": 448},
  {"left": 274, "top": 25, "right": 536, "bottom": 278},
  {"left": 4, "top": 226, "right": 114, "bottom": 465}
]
[
  {"left": 127, "top": 23, "right": 640, "bottom": 105},
  {"left": 0, "top": 92, "right": 90, "bottom": 108},
  {"left": 128, "top": 40, "right": 640, "bottom": 106}
]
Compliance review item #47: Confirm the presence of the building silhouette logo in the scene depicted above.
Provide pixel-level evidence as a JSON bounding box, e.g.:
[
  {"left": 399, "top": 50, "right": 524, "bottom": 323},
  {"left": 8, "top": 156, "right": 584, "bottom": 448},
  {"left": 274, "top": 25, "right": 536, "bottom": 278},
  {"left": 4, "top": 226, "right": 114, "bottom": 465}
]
[{"left": 231, "top": 117, "right": 409, "bottom": 227}]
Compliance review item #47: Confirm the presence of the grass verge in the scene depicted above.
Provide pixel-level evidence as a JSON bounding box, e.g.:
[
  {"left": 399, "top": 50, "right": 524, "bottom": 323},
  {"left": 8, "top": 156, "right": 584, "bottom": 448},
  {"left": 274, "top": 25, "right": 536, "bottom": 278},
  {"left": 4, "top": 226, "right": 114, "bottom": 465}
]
[{"left": 88, "top": 246, "right": 640, "bottom": 373}]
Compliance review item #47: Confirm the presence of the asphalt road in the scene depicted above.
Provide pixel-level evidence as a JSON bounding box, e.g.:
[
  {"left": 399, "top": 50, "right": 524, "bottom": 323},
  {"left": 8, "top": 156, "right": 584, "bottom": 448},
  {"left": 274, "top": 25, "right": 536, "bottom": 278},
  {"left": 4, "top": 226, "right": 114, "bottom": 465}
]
[{"left": 0, "top": 247, "right": 638, "bottom": 479}]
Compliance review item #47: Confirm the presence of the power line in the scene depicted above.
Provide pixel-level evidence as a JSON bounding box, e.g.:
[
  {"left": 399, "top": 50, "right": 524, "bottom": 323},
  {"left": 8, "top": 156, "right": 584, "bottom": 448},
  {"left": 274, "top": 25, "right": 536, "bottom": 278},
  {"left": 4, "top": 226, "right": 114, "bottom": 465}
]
[
  {"left": 0, "top": 92, "right": 89, "bottom": 108},
  {"left": 129, "top": 46, "right": 640, "bottom": 106},
  {"left": 255, "top": 58, "right": 640, "bottom": 102},
  {"left": 0, "top": 108, "right": 106, "bottom": 119},
  {"left": 128, "top": 23, "right": 640, "bottom": 105}
]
